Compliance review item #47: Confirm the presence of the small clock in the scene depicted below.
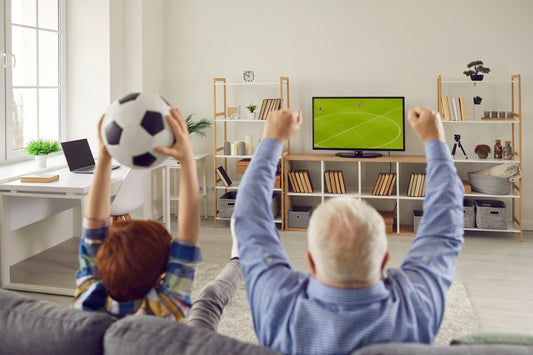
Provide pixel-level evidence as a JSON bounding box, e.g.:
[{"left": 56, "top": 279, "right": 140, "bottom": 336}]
[{"left": 242, "top": 70, "right": 255, "bottom": 83}]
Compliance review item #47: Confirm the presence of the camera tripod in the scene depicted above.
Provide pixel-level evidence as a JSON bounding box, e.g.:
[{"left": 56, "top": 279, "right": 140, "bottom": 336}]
[{"left": 451, "top": 134, "right": 468, "bottom": 159}]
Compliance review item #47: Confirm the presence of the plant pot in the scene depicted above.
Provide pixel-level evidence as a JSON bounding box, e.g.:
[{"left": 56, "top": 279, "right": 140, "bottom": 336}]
[
  {"left": 473, "top": 96, "right": 483, "bottom": 105},
  {"left": 470, "top": 74, "right": 484, "bottom": 81},
  {"left": 247, "top": 112, "right": 256, "bottom": 119},
  {"left": 35, "top": 155, "right": 47, "bottom": 168},
  {"left": 477, "top": 152, "right": 489, "bottom": 159}
]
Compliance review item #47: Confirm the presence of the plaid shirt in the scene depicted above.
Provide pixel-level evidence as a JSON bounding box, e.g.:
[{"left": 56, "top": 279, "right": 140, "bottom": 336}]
[{"left": 72, "top": 217, "right": 201, "bottom": 321}]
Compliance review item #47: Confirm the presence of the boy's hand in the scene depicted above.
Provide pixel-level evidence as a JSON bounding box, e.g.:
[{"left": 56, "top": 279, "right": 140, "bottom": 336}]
[
  {"left": 155, "top": 108, "right": 194, "bottom": 163},
  {"left": 97, "top": 114, "right": 111, "bottom": 160},
  {"left": 407, "top": 107, "right": 446, "bottom": 143},
  {"left": 262, "top": 109, "right": 302, "bottom": 143}
]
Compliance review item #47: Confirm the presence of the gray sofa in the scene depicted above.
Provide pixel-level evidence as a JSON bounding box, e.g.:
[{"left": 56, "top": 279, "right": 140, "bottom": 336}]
[{"left": 1, "top": 289, "right": 532, "bottom": 355}]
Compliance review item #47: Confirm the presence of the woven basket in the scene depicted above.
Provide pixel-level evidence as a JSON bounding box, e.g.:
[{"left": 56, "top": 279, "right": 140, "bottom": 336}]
[{"left": 467, "top": 172, "right": 511, "bottom": 195}]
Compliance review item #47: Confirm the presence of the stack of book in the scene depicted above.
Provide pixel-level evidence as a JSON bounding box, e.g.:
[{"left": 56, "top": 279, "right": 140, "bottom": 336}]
[
  {"left": 406, "top": 173, "right": 426, "bottom": 197},
  {"left": 257, "top": 98, "right": 282, "bottom": 120},
  {"left": 440, "top": 96, "right": 466, "bottom": 121},
  {"left": 288, "top": 170, "right": 313, "bottom": 193},
  {"left": 324, "top": 170, "right": 346, "bottom": 194},
  {"left": 372, "top": 172, "right": 396, "bottom": 196}
]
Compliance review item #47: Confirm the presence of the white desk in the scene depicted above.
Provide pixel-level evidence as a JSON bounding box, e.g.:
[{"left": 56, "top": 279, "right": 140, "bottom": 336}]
[
  {"left": 0, "top": 166, "right": 128, "bottom": 295},
  {"left": 162, "top": 153, "right": 209, "bottom": 235}
]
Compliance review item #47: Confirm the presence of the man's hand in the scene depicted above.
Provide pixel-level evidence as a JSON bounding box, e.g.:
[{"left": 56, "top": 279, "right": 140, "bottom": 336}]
[
  {"left": 407, "top": 107, "right": 446, "bottom": 143},
  {"left": 262, "top": 109, "right": 302, "bottom": 143},
  {"left": 155, "top": 108, "right": 194, "bottom": 163}
]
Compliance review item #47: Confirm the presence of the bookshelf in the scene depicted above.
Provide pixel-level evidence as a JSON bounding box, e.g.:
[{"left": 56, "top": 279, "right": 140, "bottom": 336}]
[
  {"left": 437, "top": 74, "right": 523, "bottom": 241},
  {"left": 212, "top": 77, "right": 290, "bottom": 228}
]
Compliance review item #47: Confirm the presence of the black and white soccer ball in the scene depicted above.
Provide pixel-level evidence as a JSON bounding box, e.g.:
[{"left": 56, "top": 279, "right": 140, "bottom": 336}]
[{"left": 101, "top": 92, "right": 174, "bottom": 169}]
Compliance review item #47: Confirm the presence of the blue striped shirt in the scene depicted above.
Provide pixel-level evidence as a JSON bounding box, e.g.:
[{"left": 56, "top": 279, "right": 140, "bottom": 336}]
[{"left": 233, "top": 139, "right": 464, "bottom": 355}]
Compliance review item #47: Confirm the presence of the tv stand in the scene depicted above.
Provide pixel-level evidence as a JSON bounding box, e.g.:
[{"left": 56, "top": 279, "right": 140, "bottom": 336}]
[{"left": 335, "top": 150, "right": 383, "bottom": 158}]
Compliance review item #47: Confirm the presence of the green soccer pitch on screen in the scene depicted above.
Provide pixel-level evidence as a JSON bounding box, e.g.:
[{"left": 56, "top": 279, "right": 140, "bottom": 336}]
[{"left": 312, "top": 97, "right": 405, "bottom": 158}]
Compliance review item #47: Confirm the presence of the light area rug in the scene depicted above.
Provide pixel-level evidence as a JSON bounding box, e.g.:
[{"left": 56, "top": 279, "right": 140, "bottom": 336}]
[{"left": 191, "top": 263, "right": 480, "bottom": 346}]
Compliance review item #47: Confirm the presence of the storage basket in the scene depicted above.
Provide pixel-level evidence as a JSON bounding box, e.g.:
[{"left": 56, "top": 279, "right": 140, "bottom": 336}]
[
  {"left": 474, "top": 200, "right": 507, "bottom": 230},
  {"left": 467, "top": 172, "right": 511, "bottom": 195},
  {"left": 463, "top": 199, "right": 475, "bottom": 228}
]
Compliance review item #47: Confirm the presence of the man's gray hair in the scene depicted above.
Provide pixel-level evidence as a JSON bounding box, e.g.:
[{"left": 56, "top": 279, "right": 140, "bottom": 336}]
[{"left": 307, "top": 197, "right": 387, "bottom": 285}]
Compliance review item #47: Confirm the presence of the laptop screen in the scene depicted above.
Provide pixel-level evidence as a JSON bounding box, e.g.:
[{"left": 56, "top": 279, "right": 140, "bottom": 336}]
[{"left": 61, "top": 139, "right": 96, "bottom": 171}]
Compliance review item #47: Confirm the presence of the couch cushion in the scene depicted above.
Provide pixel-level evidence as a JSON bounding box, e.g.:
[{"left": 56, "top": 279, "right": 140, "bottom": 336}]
[
  {"left": 451, "top": 332, "right": 533, "bottom": 345},
  {"left": 352, "top": 342, "right": 533, "bottom": 355},
  {"left": 104, "top": 315, "right": 282, "bottom": 355},
  {"left": 0, "top": 289, "right": 114, "bottom": 355}
]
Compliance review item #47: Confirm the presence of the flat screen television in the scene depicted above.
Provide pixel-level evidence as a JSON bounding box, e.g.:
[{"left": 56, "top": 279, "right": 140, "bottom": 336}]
[{"left": 312, "top": 96, "right": 405, "bottom": 158}]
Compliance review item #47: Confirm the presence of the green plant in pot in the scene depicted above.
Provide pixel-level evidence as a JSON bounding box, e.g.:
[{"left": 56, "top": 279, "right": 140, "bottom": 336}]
[
  {"left": 25, "top": 139, "right": 62, "bottom": 168},
  {"left": 464, "top": 60, "right": 490, "bottom": 81},
  {"left": 246, "top": 104, "right": 257, "bottom": 119},
  {"left": 186, "top": 114, "right": 211, "bottom": 137},
  {"left": 474, "top": 144, "right": 491, "bottom": 159}
]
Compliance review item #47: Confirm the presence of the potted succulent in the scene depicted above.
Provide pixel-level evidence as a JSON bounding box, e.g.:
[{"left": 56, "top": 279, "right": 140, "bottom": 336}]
[
  {"left": 25, "top": 139, "right": 62, "bottom": 167},
  {"left": 474, "top": 144, "right": 491, "bottom": 159},
  {"left": 246, "top": 104, "right": 257, "bottom": 119},
  {"left": 186, "top": 114, "right": 211, "bottom": 137},
  {"left": 463, "top": 60, "right": 490, "bottom": 81}
]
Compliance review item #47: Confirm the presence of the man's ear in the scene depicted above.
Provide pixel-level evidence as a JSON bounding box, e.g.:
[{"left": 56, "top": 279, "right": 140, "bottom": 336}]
[
  {"left": 380, "top": 250, "right": 390, "bottom": 279},
  {"left": 306, "top": 250, "right": 316, "bottom": 278}
]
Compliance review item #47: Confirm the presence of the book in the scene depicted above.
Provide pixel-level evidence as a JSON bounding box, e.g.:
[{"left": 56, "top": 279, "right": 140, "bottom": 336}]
[
  {"left": 451, "top": 97, "right": 460, "bottom": 121},
  {"left": 20, "top": 173, "right": 59, "bottom": 183},
  {"left": 338, "top": 170, "right": 346, "bottom": 194},
  {"left": 420, "top": 173, "right": 426, "bottom": 197},
  {"left": 257, "top": 99, "right": 269, "bottom": 120},
  {"left": 288, "top": 171, "right": 297, "bottom": 192},
  {"left": 407, "top": 173, "right": 416, "bottom": 197},
  {"left": 324, "top": 170, "right": 332, "bottom": 193},
  {"left": 333, "top": 170, "right": 341, "bottom": 194},
  {"left": 441, "top": 96, "right": 451, "bottom": 121},
  {"left": 379, "top": 173, "right": 391, "bottom": 196},
  {"left": 373, "top": 173, "right": 384, "bottom": 195},
  {"left": 303, "top": 170, "right": 313, "bottom": 193},
  {"left": 386, "top": 173, "right": 397, "bottom": 196},
  {"left": 459, "top": 97, "right": 466, "bottom": 121},
  {"left": 216, "top": 166, "right": 232, "bottom": 187},
  {"left": 294, "top": 170, "right": 305, "bottom": 193}
]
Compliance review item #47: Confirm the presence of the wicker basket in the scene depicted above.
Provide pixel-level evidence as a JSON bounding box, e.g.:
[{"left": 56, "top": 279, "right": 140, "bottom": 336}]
[{"left": 467, "top": 172, "right": 511, "bottom": 195}]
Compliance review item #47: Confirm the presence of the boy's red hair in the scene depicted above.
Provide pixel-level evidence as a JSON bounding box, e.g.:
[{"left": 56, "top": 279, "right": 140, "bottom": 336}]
[{"left": 97, "top": 220, "right": 171, "bottom": 301}]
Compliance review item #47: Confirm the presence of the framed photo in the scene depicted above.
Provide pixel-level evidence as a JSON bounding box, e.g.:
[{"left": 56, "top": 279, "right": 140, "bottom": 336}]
[{"left": 227, "top": 106, "right": 238, "bottom": 119}]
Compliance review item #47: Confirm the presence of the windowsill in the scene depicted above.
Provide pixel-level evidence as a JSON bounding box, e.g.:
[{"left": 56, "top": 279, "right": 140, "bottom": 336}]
[{"left": 0, "top": 153, "right": 68, "bottom": 184}]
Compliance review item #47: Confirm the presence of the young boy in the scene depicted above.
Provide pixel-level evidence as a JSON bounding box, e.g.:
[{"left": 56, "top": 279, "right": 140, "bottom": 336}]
[{"left": 73, "top": 108, "right": 241, "bottom": 330}]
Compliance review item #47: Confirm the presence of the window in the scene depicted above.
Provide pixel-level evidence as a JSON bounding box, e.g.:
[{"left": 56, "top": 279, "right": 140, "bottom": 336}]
[{"left": 1, "top": 0, "right": 65, "bottom": 162}]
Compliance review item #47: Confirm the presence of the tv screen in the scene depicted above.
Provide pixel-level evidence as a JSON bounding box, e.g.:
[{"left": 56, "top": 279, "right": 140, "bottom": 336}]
[{"left": 312, "top": 96, "right": 405, "bottom": 158}]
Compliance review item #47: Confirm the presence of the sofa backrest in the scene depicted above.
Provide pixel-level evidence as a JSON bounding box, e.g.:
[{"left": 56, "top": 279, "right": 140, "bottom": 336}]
[
  {"left": 104, "top": 315, "right": 282, "bottom": 355},
  {"left": 0, "top": 289, "right": 114, "bottom": 355}
]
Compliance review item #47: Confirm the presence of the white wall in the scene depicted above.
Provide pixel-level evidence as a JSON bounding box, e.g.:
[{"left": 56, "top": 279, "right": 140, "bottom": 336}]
[
  {"left": 66, "top": 0, "right": 533, "bottom": 228},
  {"left": 162, "top": 0, "right": 533, "bottom": 228}
]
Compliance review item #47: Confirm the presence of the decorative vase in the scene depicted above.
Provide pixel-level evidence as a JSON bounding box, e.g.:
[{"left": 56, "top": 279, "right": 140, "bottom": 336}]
[
  {"left": 35, "top": 155, "right": 47, "bottom": 168},
  {"left": 477, "top": 152, "right": 489, "bottom": 159},
  {"left": 473, "top": 96, "right": 482, "bottom": 105}
]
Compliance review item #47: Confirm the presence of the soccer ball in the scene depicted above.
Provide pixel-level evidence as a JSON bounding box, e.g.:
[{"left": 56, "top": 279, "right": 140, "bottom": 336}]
[{"left": 101, "top": 92, "right": 174, "bottom": 168}]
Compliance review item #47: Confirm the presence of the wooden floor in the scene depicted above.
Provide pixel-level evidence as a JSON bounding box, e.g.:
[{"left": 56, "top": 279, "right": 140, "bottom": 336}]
[{"left": 8, "top": 217, "right": 533, "bottom": 335}]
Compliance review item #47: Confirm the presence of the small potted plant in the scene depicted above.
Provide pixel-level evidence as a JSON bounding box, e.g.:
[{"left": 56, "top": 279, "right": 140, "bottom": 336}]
[
  {"left": 25, "top": 139, "right": 62, "bottom": 167},
  {"left": 463, "top": 60, "right": 490, "bottom": 81},
  {"left": 246, "top": 104, "right": 257, "bottom": 119},
  {"left": 474, "top": 144, "right": 491, "bottom": 159}
]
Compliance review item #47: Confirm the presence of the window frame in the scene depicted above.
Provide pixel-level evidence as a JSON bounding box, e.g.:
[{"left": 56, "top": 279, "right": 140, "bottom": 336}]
[{"left": 2, "top": 0, "right": 66, "bottom": 163}]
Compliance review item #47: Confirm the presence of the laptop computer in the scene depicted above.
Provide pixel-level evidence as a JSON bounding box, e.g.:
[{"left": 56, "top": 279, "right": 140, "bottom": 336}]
[{"left": 61, "top": 138, "right": 120, "bottom": 174}]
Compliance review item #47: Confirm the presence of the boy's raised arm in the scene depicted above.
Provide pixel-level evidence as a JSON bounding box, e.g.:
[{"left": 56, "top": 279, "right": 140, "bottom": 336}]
[{"left": 155, "top": 108, "right": 199, "bottom": 245}]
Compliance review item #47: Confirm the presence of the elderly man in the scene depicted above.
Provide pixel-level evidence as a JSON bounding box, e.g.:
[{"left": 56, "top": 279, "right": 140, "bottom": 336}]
[{"left": 232, "top": 107, "right": 464, "bottom": 354}]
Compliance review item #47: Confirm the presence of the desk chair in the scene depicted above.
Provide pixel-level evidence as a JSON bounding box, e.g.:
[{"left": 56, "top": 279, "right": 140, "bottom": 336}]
[{"left": 110, "top": 168, "right": 150, "bottom": 223}]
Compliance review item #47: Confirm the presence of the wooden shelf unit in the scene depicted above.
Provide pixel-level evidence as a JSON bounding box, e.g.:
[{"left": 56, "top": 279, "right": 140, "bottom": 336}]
[
  {"left": 212, "top": 77, "right": 290, "bottom": 228},
  {"left": 283, "top": 150, "right": 523, "bottom": 236},
  {"left": 437, "top": 74, "right": 523, "bottom": 241}
]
